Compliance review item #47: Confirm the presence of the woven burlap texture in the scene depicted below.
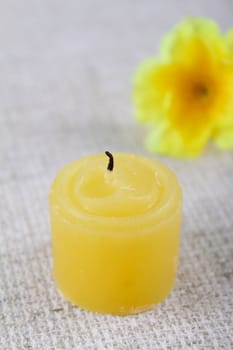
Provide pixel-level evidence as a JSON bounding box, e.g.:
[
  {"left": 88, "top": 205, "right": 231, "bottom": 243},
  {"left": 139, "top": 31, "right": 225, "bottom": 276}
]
[{"left": 0, "top": 1, "right": 233, "bottom": 349}]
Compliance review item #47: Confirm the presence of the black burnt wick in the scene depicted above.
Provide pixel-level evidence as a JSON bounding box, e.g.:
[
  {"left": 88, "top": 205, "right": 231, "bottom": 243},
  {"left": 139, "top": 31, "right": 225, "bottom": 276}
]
[{"left": 105, "top": 151, "right": 114, "bottom": 171}]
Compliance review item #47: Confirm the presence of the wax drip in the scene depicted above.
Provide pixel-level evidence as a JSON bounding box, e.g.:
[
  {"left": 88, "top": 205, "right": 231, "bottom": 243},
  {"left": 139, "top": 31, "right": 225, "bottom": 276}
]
[{"left": 105, "top": 151, "right": 114, "bottom": 171}]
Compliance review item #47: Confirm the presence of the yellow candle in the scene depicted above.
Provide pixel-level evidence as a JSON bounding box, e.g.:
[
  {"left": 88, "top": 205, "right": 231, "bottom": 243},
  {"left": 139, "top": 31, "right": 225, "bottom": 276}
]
[{"left": 49, "top": 152, "right": 182, "bottom": 315}]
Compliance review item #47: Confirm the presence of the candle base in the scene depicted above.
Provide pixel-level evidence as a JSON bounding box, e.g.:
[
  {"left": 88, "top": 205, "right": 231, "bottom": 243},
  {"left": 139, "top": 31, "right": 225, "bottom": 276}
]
[{"left": 53, "top": 269, "right": 176, "bottom": 316}]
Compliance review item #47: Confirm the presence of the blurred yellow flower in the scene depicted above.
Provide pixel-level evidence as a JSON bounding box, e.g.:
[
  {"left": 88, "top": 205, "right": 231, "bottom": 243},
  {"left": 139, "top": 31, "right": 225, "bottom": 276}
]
[{"left": 132, "top": 18, "right": 233, "bottom": 157}]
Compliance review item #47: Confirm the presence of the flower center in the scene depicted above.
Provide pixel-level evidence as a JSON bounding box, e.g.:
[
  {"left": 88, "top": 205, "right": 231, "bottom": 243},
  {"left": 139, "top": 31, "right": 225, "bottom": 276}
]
[{"left": 192, "top": 82, "right": 209, "bottom": 99}]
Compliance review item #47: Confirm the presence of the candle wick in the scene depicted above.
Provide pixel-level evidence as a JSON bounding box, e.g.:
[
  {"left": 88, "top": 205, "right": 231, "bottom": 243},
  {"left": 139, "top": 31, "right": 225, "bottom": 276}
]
[{"left": 105, "top": 151, "right": 114, "bottom": 171}]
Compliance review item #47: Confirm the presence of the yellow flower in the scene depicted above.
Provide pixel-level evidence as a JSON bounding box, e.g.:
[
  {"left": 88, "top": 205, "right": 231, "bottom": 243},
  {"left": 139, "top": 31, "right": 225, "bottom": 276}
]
[{"left": 132, "top": 18, "right": 233, "bottom": 157}]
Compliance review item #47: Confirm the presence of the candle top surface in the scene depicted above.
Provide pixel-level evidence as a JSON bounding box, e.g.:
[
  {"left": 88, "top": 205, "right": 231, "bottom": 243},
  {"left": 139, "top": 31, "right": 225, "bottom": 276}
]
[{"left": 50, "top": 153, "right": 182, "bottom": 231}]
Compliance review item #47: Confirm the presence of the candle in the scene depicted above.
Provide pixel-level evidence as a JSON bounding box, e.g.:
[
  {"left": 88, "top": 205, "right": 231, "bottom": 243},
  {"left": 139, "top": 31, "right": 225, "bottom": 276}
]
[{"left": 49, "top": 152, "right": 182, "bottom": 315}]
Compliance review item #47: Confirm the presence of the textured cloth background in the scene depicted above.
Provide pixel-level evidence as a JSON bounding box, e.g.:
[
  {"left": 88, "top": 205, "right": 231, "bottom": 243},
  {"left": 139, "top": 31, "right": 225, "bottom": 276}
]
[{"left": 0, "top": 1, "right": 233, "bottom": 349}]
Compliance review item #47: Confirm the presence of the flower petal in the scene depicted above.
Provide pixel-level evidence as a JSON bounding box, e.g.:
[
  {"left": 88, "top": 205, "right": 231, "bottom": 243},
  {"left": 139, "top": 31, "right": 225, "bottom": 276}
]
[
  {"left": 145, "top": 122, "right": 210, "bottom": 158},
  {"left": 132, "top": 59, "right": 185, "bottom": 123},
  {"left": 225, "top": 28, "right": 233, "bottom": 54},
  {"left": 161, "top": 17, "right": 224, "bottom": 62},
  {"left": 132, "top": 59, "right": 162, "bottom": 122},
  {"left": 212, "top": 127, "right": 233, "bottom": 149}
]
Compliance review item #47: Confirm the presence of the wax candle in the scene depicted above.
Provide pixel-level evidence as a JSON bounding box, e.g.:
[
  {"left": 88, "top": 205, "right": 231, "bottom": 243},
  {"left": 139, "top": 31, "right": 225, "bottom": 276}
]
[{"left": 49, "top": 152, "right": 182, "bottom": 315}]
